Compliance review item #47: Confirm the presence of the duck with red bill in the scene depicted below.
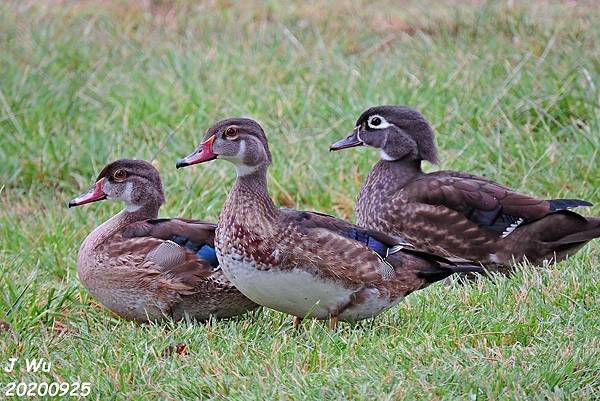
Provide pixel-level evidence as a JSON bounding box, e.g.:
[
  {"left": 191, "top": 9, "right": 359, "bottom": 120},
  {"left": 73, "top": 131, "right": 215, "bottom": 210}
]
[
  {"left": 67, "top": 158, "right": 259, "bottom": 322},
  {"left": 173, "top": 117, "right": 488, "bottom": 329}
]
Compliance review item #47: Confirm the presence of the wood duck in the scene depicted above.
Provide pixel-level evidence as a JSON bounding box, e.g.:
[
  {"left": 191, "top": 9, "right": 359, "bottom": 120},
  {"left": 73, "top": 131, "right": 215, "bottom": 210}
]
[
  {"left": 175, "top": 118, "right": 485, "bottom": 327},
  {"left": 330, "top": 105, "right": 600, "bottom": 268},
  {"left": 69, "top": 159, "right": 258, "bottom": 323}
]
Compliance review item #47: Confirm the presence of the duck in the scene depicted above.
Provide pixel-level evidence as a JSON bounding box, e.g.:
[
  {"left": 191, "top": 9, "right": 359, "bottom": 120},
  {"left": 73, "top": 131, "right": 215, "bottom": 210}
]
[
  {"left": 330, "top": 105, "right": 600, "bottom": 268},
  {"left": 175, "top": 118, "right": 485, "bottom": 327},
  {"left": 68, "top": 159, "right": 258, "bottom": 323}
]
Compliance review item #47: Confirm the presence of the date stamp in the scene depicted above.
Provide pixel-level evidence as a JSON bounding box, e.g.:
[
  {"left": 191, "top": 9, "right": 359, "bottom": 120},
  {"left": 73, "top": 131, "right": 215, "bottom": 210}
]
[{"left": 2, "top": 358, "right": 91, "bottom": 397}]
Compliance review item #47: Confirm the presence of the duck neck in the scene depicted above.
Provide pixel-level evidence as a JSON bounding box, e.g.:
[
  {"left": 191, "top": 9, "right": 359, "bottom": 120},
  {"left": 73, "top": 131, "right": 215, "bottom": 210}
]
[
  {"left": 371, "top": 157, "right": 424, "bottom": 190},
  {"left": 356, "top": 157, "right": 425, "bottom": 226},
  {"left": 224, "top": 165, "right": 277, "bottom": 225},
  {"left": 81, "top": 203, "right": 159, "bottom": 251}
]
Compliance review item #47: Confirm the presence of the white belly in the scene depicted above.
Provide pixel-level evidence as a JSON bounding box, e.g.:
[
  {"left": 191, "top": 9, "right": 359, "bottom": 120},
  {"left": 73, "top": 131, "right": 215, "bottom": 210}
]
[
  {"left": 340, "top": 289, "right": 404, "bottom": 321},
  {"left": 218, "top": 250, "right": 402, "bottom": 321}
]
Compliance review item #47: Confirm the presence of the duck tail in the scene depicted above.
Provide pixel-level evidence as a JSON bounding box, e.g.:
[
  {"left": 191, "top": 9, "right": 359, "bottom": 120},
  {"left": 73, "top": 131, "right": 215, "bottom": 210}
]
[
  {"left": 448, "top": 263, "right": 487, "bottom": 275},
  {"left": 547, "top": 198, "right": 593, "bottom": 211},
  {"left": 410, "top": 255, "right": 487, "bottom": 284}
]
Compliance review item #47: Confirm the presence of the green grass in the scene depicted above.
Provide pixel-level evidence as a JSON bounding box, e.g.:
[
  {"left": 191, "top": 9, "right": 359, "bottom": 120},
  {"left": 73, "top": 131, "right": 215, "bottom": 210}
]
[{"left": 1, "top": 1, "right": 599, "bottom": 399}]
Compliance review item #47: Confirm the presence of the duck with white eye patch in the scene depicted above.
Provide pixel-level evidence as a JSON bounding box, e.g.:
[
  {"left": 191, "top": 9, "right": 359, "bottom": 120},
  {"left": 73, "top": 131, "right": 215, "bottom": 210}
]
[
  {"left": 69, "top": 159, "right": 259, "bottom": 323},
  {"left": 176, "top": 118, "right": 486, "bottom": 329},
  {"left": 330, "top": 105, "right": 600, "bottom": 269}
]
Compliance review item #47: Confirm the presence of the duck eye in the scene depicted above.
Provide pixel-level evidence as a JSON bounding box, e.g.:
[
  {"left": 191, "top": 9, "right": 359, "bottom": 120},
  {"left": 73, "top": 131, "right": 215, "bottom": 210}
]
[
  {"left": 369, "top": 117, "right": 382, "bottom": 127},
  {"left": 224, "top": 126, "right": 238, "bottom": 138},
  {"left": 113, "top": 169, "right": 127, "bottom": 181}
]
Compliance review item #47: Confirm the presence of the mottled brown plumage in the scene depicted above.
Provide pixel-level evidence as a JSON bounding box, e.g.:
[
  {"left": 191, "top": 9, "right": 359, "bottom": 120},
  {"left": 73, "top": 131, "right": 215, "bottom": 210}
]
[
  {"left": 177, "top": 118, "right": 485, "bottom": 323},
  {"left": 69, "top": 159, "right": 257, "bottom": 322},
  {"left": 331, "top": 105, "right": 600, "bottom": 268}
]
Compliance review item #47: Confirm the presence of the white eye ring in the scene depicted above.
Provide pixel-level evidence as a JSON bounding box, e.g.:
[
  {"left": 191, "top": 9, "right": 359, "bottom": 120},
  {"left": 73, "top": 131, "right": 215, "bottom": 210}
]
[{"left": 367, "top": 115, "right": 392, "bottom": 129}]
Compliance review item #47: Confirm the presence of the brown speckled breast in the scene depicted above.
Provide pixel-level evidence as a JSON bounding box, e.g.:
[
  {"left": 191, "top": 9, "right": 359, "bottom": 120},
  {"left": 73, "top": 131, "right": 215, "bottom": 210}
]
[{"left": 216, "top": 178, "right": 282, "bottom": 271}]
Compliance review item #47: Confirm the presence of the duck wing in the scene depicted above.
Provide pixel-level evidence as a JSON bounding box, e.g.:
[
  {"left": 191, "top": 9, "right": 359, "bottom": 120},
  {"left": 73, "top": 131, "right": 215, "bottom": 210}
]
[
  {"left": 401, "top": 171, "right": 591, "bottom": 238},
  {"left": 277, "top": 209, "right": 467, "bottom": 286},
  {"left": 113, "top": 218, "right": 229, "bottom": 295}
]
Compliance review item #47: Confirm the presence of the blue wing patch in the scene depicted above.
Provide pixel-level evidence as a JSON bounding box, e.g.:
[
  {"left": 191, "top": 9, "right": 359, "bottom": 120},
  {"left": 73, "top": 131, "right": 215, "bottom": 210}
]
[
  {"left": 347, "top": 228, "right": 388, "bottom": 258},
  {"left": 196, "top": 245, "right": 219, "bottom": 267},
  {"left": 170, "top": 235, "right": 219, "bottom": 268}
]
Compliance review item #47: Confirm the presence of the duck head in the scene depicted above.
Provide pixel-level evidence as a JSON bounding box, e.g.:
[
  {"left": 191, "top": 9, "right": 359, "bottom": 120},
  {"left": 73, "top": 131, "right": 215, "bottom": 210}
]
[
  {"left": 330, "top": 105, "right": 438, "bottom": 164},
  {"left": 69, "top": 159, "right": 165, "bottom": 212},
  {"left": 176, "top": 117, "right": 272, "bottom": 176}
]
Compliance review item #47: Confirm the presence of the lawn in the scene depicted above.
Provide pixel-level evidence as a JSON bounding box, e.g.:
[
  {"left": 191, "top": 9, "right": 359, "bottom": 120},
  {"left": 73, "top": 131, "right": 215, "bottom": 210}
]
[{"left": 0, "top": 1, "right": 599, "bottom": 399}]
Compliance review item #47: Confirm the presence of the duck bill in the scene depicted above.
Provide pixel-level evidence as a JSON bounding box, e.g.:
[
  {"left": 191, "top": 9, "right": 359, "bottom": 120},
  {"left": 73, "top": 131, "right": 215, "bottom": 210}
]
[
  {"left": 68, "top": 178, "right": 106, "bottom": 208},
  {"left": 176, "top": 135, "right": 217, "bottom": 168},
  {"left": 329, "top": 129, "right": 363, "bottom": 151}
]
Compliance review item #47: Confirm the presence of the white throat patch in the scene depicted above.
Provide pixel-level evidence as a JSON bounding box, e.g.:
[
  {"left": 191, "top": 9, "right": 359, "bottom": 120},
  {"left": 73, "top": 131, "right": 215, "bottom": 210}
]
[
  {"left": 122, "top": 182, "right": 142, "bottom": 212},
  {"left": 233, "top": 140, "right": 259, "bottom": 176},
  {"left": 380, "top": 149, "right": 398, "bottom": 161},
  {"left": 235, "top": 164, "right": 260, "bottom": 177},
  {"left": 229, "top": 138, "right": 264, "bottom": 177},
  {"left": 125, "top": 204, "right": 142, "bottom": 212}
]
